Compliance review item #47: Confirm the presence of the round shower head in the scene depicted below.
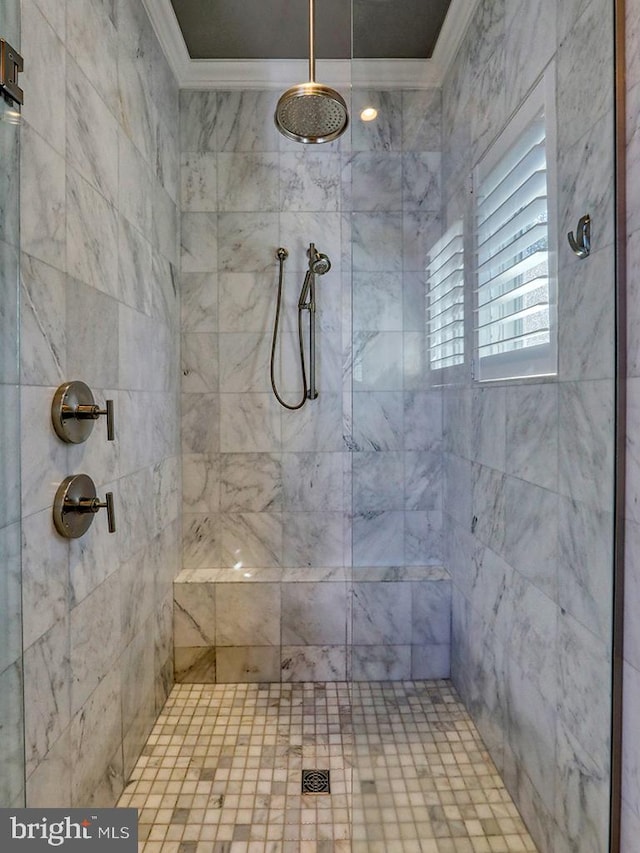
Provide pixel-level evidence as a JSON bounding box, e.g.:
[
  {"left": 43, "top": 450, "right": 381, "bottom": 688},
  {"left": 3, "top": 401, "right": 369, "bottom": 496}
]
[
  {"left": 275, "top": 82, "right": 349, "bottom": 145},
  {"left": 309, "top": 251, "right": 331, "bottom": 275}
]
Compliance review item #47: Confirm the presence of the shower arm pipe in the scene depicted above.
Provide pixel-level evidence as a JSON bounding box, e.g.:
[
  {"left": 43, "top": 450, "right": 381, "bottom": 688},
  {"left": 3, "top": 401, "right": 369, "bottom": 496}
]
[{"left": 308, "top": 0, "right": 316, "bottom": 82}]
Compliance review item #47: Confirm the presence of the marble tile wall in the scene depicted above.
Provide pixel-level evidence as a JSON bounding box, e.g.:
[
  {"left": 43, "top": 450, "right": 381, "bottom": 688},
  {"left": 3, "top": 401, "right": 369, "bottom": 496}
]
[
  {"left": 623, "top": 0, "right": 640, "bottom": 849},
  {"left": 18, "top": 0, "right": 181, "bottom": 808},
  {"left": 0, "top": 1, "right": 25, "bottom": 809},
  {"left": 179, "top": 86, "right": 447, "bottom": 680},
  {"left": 441, "top": 2, "right": 616, "bottom": 853}
]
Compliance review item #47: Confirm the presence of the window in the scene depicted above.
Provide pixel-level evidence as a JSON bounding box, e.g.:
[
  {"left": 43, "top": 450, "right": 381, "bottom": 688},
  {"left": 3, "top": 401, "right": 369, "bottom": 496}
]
[
  {"left": 473, "top": 70, "right": 557, "bottom": 382},
  {"left": 426, "top": 219, "right": 464, "bottom": 372}
]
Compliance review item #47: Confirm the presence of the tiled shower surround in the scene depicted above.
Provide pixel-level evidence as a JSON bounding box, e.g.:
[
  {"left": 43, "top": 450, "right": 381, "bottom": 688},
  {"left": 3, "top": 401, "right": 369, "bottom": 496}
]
[
  {"left": 18, "top": 0, "right": 181, "bottom": 806},
  {"left": 440, "top": 3, "right": 615, "bottom": 853},
  {"left": 178, "top": 86, "right": 448, "bottom": 684}
]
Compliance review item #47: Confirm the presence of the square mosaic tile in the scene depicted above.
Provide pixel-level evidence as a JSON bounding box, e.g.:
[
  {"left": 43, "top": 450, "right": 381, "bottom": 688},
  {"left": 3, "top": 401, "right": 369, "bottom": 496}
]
[{"left": 117, "top": 680, "right": 538, "bottom": 852}]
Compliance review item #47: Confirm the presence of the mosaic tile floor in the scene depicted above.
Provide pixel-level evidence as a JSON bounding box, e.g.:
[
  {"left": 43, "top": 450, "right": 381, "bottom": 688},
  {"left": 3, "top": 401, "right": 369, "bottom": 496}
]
[{"left": 117, "top": 680, "right": 538, "bottom": 853}]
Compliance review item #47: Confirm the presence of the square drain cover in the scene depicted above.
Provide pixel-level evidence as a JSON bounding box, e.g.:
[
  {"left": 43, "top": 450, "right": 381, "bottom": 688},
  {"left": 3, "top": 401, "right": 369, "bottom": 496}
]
[{"left": 302, "top": 769, "right": 331, "bottom": 794}]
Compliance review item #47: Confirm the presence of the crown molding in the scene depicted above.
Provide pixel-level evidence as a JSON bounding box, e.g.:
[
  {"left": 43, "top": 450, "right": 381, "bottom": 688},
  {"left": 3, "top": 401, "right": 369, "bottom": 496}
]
[{"left": 142, "top": 0, "right": 480, "bottom": 90}]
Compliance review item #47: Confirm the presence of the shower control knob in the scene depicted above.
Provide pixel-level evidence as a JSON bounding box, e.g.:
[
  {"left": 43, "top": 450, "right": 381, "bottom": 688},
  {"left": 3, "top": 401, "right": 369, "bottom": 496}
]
[
  {"left": 52, "top": 381, "right": 115, "bottom": 443},
  {"left": 53, "top": 474, "right": 116, "bottom": 538}
]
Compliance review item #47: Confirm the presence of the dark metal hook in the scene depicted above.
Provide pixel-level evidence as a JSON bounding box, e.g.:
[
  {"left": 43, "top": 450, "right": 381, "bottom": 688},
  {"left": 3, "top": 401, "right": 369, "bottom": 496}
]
[{"left": 567, "top": 214, "right": 591, "bottom": 259}]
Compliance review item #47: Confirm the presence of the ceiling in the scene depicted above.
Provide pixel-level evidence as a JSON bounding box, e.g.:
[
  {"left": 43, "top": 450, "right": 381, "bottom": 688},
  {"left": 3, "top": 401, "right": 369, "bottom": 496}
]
[{"left": 169, "top": 0, "right": 453, "bottom": 61}]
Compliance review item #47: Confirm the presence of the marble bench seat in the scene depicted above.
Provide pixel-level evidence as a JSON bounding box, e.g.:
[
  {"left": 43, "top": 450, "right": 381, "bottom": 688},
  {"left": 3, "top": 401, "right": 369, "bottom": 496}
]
[{"left": 174, "top": 566, "right": 451, "bottom": 683}]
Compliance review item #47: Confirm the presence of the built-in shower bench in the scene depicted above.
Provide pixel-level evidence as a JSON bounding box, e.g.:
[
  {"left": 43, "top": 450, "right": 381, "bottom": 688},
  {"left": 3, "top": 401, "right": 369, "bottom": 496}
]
[{"left": 173, "top": 566, "right": 451, "bottom": 683}]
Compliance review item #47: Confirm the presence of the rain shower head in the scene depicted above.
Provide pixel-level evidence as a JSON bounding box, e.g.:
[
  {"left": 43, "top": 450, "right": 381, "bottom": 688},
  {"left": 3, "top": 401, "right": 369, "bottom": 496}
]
[{"left": 274, "top": 0, "right": 349, "bottom": 144}]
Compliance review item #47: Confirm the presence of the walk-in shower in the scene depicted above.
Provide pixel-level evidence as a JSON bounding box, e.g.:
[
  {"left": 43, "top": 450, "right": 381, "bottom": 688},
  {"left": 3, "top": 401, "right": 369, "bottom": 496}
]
[{"left": 270, "top": 242, "right": 331, "bottom": 410}]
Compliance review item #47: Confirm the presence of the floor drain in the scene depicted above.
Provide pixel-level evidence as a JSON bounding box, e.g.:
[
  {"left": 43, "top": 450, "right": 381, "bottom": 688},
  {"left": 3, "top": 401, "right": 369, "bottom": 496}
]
[{"left": 302, "top": 769, "right": 330, "bottom": 794}]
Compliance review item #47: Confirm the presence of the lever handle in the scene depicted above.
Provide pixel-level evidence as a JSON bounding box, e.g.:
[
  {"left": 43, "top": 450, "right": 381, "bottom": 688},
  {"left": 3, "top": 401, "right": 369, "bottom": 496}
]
[
  {"left": 52, "top": 382, "right": 115, "bottom": 443},
  {"left": 96, "top": 399, "right": 115, "bottom": 441},
  {"left": 53, "top": 475, "right": 117, "bottom": 538}
]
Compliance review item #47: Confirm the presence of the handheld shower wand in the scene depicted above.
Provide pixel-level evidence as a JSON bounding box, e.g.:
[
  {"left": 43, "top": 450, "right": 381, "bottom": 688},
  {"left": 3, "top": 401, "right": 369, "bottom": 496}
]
[{"left": 270, "top": 243, "right": 331, "bottom": 409}]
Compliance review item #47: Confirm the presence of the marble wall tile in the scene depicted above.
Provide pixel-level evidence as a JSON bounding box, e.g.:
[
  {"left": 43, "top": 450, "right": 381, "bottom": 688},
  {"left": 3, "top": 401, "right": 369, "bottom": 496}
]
[
  {"left": 20, "top": 125, "right": 66, "bottom": 271},
  {"left": 118, "top": 130, "right": 153, "bottom": 239},
  {"left": 181, "top": 212, "right": 217, "bottom": 273},
  {"left": 182, "top": 333, "right": 218, "bottom": 393},
  {"left": 21, "top": 0, "right": 66, "bottom": 156},
  {"left": 351, "top": 645, "right": 411, "bottom": 681},
  {"left": 622, "top": 661, "right": 640, "bottom": 819},
  {"left": 183, "top": 453, "right": 220, "bottom": 513},
  {"left": 181, "top": 152, "right": 217, "bottom": 212},
  {"left": 25, "top": 728, "right": 71, "bottom": 807},
  {"left": 282, "top": 511, "right": 346, "bottom": 568},
  {"left": 21, "top": 508, "right": 69, "bottom": 650},
  {"left": 281, "top": 583, "right": 347, "bottom": 646},
  {"left": 218, "top": 212, "right": 279, "bottom": 273},
  {"left": 405, "top": 451, "right": 442, "bottom": 511},
  {"left": 220, "top": 512, "right": 282, "bottom": 568},
  {"left": 403, "top": 153, "right": 441, "bottom": 212},
  {"left": 557, "top": 497, "right": 613, "bottom": 644},
  {"left": 279, "top": 151, "right": 342, "bottom": 212},
  {"left": 279, "top": 212, "right": 342, "bottom": 276},
  {"left": 0, "top": 384, "right": 21, "bottom": 528},
  {"left": 182, "top": 272, "right": 218, "bottom": 332},
  {"left": 411, "top": 644, "right": 450, "bottom": 679},
  {"left": 67, "top": 0, "right": 118, "bottom": 113},
  {"left": 352, "top": 391, "right": 403, "bottom": 451},
  {"left": 219, "top": 332, "right": 270, "bottom": 393},
  {"left": 118, "top": 217, "right": 153, "bottom": 315},
  {"left": 174, "top": 647, "right": 216, "bottom": 683},
  {"left": 216, "top": 647, "right": 280, "bottom": 683},
  {"left": 505, "top": 384, "right": 558, "bottom": 490},
  {"left": 404, "top": 390, "right": 442, "bottom": 452},
  {"left": 402, "top": 89, "right": 442, "bottom": 151},
  {"left": 217, "top": 153, "right": 280, "bottom": 212},
  {"left": 218, "top": 272, "right": 271, "bottom": 333},
  {"left": 183, "top": 514, "right": 220, "bottom": 570},
  {"left": 69, "top": 668, "right": 123, "bottom": 807},
  {"left": 66, "top": 278, "right": 119, "bottom": 389},
  {"left": 0, "top": 242, "right": 19, "bottom": 387},
  {"left": 558, "top": 380, "right": 614, "bottom": 514},
  {"left": 557, "top": 112, "right": 615, "bottom": 267},
  {"left": 353, "top": 451, "right": 404, "bottom": 512},
  {"left": 182, "top": 392, "right": 220, "bottom": 454},
  {"left": 21, "top": 385, "right": 68, "bottom": 517},
  {"left": 180, "top": 91, "right": 218, "bottom": 153},
  {"left": 66, "top": 56, "right": 118, "bottom": 206},
  {"left": 174, "top": 582, "right": 216, "bottom": 647},
  {"left": 411, "top": 580, "right": 451, "bottom": 646},
  {"left": 471, "top": 387, "right": 506, "bottom": 471},
  {"left": 280, "top": 393, "right": 344, "bottom": 452},
  {"left": 0, "top": 661, "right": 25, "bottom": 806},
  {"left": 70, "top": 572, "right": 122, "bottom": 715},
  {"left": 352, "top": 510, "right": 404, "bottom": 566},
  {"left": 352, "top": 581, "right": 412, "bottom": 645},
  {"left": 216, "top": 91, "right": 280, "bottom": 153},
  {"left": 0, "top": 523, "right": 22, "bottom": 674},
  {"left": 352, "top": 212, "right": 403, "bottom": 273},
  {"left": 405, "top": 510, "right": 443, "bottom": 565},
  {"left": 67, "top": 169, "right": 119, "bottom": 297},
  {"left": 216, "top": 583, "right": 280, "bottom": 646},
  {"left": 281, "top": 646, "right": 347, "bottom": 682},
  {"left": 282, "top": 452, "right": 344, "bottom": 512},
  {"left": 219, "top": 393, "right": 280, "bottom": 452},
  {"left": 352, "top": 331, "right": 403, "bottom": 391},
  {"left": 23, "top": 619, "right": 70, "bottom": 778},
  {"left": 351, "top": 90, "right": 403, "bottom": 152},
  {"left": 350, "top": 152, "right": 402, "bottom": 212},
  {"left": 20, "top": 254, "right": 66, "bottom": 385},
  {"left": 352, "top": 272, "right": 403, "bottom": 331}
]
